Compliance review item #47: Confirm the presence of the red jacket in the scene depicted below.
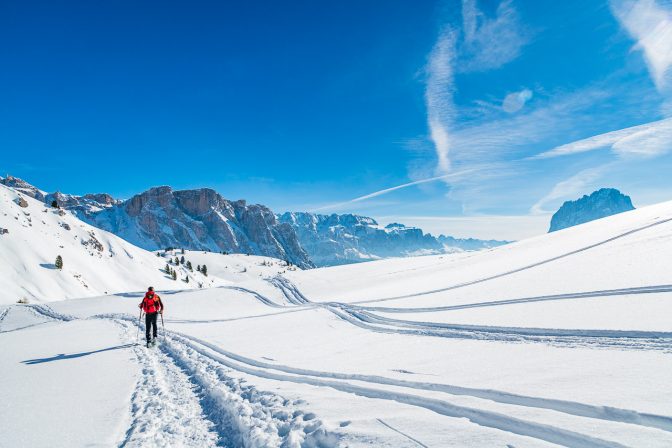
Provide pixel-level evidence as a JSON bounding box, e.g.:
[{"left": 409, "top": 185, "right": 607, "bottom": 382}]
[{"left": 140, "top": 292, "right": 163, "bottom": 314}]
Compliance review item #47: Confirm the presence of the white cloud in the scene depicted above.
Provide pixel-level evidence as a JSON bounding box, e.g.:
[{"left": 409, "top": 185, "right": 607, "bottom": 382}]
[
  {"left": 425, "top": 29, "right": 457, "bottom": 174},
  {"left": 423, "top": 0, "right": 529, "bottom": 177},
  {"left": 502, "top": 88, "right": 533, "bottom": 113},
  {"left": 312, "top": 167, "right": 483, "bottom": 212},
  {"left": 530, "top": 165, "right": 611, "bottom": 215},
  {"left": 459, "top": 0, "right": 530, "bottom": 72},
  {"left": 534, "top": 117, "right": 672, "bottom": 159},
  {"left": 610, "top": 0, "right": 672, "bottom": 91}
]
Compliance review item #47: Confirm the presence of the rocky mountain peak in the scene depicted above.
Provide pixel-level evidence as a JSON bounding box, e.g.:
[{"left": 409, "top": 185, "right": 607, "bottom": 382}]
[
  {"left": 84, "top": 186, "right": 313, "bottom": 268},
  {"left": 549, "top": 188, "right": 635, "bottom": 232}
]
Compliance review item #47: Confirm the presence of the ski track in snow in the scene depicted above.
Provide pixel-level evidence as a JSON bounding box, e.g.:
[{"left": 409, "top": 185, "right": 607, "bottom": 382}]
[
  {"left": 349, "top": 215, "right": 672, "bottom": 305},
  {"left": 375, "top": 419, "right": 429, "bottom": 448},
  {"left": 253, "top": 278, "right": 672, "bottom": 352},
  {"left": 159, "top": 275, "right": 672, "bottom": 351},
  {"left": 169, "top": 331, "right": 635, "bottom": 448},
  {"left": 352, "top": 284, "right": 672, "bottom": 313},
  {"left": 12, "top": 300, "right": 672, "bottom": 447}
]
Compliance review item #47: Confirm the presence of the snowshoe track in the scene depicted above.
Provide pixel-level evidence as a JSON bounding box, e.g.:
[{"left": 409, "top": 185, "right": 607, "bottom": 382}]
[
  {"left": 169, "top": 331, "right": 642, "bottom": 448},
  {"left": 116, "top": 321, "right": 220, "bottom": 448}
]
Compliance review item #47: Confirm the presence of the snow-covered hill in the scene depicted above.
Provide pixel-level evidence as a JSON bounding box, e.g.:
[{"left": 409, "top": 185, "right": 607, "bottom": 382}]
[
  {"left": 3, "top": 197, "right": 672, "bottom": 446},
  {"left": 0, "top": 184, "right": 294, "bottom": 304},
  {"left": 0, "top": 183, "right": 196, "bottom": 304}
]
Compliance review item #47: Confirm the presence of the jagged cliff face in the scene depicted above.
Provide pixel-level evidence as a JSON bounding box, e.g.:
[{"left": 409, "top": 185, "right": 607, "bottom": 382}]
[
  {"left": 278, "top": 212, "right": 508, "bottom": 267},
  {"left": 84, "top": 186, "right": 314, "bottom": 268},
  {"left": 2, "top": 175, "right": 507, "bottom": 268},
  {"left": 549, "top": 188, "right": 635, "bottom": 232}
]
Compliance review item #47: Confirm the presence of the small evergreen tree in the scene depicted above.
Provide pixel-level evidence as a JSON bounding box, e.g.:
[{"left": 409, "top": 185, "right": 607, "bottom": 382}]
[
  {"left": 165, "top": 264, "right": 171, "bottom": 274},
  {"left": 174, "top": 256, "right": 180, "bottom": 265},
  {"left": 197, "top": 265, "right": 201, "bottom": 272},
  {"left": 201, "top": 265, "right": 208, "bottom": 276},
  {"left": 185, "top": 276, "right": 189, "bottom": 283},
  {"left": 181, "top": 248, "right": 185, "bottom": 254},
  {"left": 172, "top": 270, "right": 177, "bottom": 280},
  {"left": 51, "top": 200, "right": 58, "bottom": 208},
  {"left": 186, "top": 261, "right": 193, "bottom": 271},
  {"left": 55, "top": 255, "right": 63, "bottom": 270},
  {"left": 180, "top": 256, "right": 185, "bottom": 264}
]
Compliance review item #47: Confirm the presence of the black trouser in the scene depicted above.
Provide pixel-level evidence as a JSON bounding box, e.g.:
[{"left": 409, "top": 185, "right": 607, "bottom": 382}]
[{"left": 145, "top": 312, "right": 158, "bottom": 341}]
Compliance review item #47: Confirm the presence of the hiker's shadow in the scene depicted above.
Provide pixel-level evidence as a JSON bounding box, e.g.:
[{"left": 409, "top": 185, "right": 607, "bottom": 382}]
[{"left": 21, "top": 343, "right": 135, "bottom": 365}]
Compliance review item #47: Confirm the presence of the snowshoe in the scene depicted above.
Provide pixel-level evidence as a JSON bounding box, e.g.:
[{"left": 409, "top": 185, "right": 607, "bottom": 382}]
[
  {"left": 146, "top": 341, "right": 151, "bottom": 348},
  {"left": 151, "top": 338, "right": 157, "bottom": 346}
]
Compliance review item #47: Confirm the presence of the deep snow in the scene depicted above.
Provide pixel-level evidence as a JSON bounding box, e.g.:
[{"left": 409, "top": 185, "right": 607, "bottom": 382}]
[{"left": 2, "top": 196, "right": 672, "bottom": 447}]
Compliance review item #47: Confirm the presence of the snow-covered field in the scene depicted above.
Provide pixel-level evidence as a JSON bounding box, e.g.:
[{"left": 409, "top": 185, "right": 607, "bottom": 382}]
[{"left": 2, "top": 196, "right": 672, "bottom": 447}]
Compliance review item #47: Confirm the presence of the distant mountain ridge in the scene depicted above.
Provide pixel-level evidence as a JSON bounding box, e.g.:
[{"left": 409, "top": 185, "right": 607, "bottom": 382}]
[
  {"left": 2, "top": 175, "right": 509, "bottom": 267},
  {"left": 278, "top": 212, "right": 508, "bottom": 267},
  {"left": 549, "top": 188, "right": 635, "bottom": 232},
  {"left": 0, "top": 176, "right": 313, "bottom": 268},
  {"left": 81, "top": 186, "right": 314, "bottom": 269}
]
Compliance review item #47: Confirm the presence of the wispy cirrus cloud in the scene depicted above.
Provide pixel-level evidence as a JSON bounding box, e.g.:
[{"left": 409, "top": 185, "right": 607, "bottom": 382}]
[
  {"left": 610, "top": 0, "right": 672, "bottom": 92},
  {"left": 312, "top": 167, "right": 484, "bottom": 212},
  {"left": 533, "top": 117, "right": 672, "bottom": 159},
  {"left": 460, "top": 0, "right": 531, "bottom": 72},
  {"left": 424, "top": 0, "right": 530, "bottom": 177},
  {"left": 530, "top": 164, "right": 613, "bottom": 215},
  {"left": 425, "top": 29, "right": 457, "bottom": 175}
]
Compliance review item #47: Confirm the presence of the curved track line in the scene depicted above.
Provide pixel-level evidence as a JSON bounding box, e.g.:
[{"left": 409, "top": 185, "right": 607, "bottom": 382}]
[
  {"left": 351, "top": 216, "right": 672, "bottom": 305},
  {"left": 171, "top": 332, "right": 630, "bottom": 448},
  {"left": 350, "top": 309, "right": 672, "bottom": 340},
  {"left": 171, "top": 331, "right": 672, "bottom": 434},
  {"left": 354, "top": 284, "right": 672, "bottom": 313}
]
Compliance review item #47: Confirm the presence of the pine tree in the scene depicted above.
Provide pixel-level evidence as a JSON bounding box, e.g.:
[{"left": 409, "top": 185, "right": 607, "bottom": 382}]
[
  {"left": 172, "top": 270, "right": 177, "bottom": 280},
  {"left": 55, "top": 255, "right": 63, "bottom": 270},
  {"left": 165, "top": 264, "right": 171, "bottom": 274},
  {"left": 180, "top": 256, "right": 185, "bottom": 264},
  {"left": 174, "top": 257, "right": 180, "bottom": 265},
  {"left": 201, "top": 265, "right": 208, "bottom": 276},
  {"left": 187, "top": 261, "right": 193, "bottom": 271},
  {"left": 197, "top": 265, "right": 201, "bottom": 272},
  {"left": 51, "top": 200, "right": 58, "bottom": 208},
  {"left": 181, "top": 248, "right": 185, "bottom": 255}
]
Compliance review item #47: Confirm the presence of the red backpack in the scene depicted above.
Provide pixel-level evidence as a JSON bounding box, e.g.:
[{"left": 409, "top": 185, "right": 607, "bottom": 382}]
[{"left": 141, "top": 293, "right": 161, "bottom": 313}]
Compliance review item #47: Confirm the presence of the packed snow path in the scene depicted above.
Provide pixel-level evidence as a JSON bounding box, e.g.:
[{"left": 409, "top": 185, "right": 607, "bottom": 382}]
[{"left": 5, "top": 296, "right": 670, "bottom": 448}]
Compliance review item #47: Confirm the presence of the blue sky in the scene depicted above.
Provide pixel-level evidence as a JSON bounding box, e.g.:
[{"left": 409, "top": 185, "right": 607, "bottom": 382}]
[{"left": 2, "top": 0, "right": 672, "bottom": 240}]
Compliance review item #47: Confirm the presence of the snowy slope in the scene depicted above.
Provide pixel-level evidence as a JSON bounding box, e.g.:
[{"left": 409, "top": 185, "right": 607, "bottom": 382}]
[
  {"left": 0, "top": 183, "right": 200, "bottom": 304},
  {"left": 2, "top": 197, "right": 672, "bottom": 447}
]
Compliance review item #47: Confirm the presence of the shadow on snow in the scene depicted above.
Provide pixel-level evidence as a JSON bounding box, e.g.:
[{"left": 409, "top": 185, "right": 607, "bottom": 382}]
[{"left": 21, "top": 343, "right": 135, "bottom": 365}]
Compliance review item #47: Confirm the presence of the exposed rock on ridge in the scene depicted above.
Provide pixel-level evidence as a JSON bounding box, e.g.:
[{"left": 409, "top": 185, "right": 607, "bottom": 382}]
[{"left": 549, "top": 188, "right": 635, "bottom": 232}]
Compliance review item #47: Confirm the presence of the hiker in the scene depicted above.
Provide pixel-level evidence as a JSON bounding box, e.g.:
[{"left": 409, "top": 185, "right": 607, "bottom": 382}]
[{"left": 139, "top": 287, "right": 164, "bottom": 347}]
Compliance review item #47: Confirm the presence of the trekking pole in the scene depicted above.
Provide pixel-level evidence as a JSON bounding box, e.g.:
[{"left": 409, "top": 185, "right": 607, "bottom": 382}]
[
  {"left": 160, "top": 312, "right": 165, "bottom": 341},
  {"left": 136, "top": 309, "right": 143, "bottom": 345}
]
